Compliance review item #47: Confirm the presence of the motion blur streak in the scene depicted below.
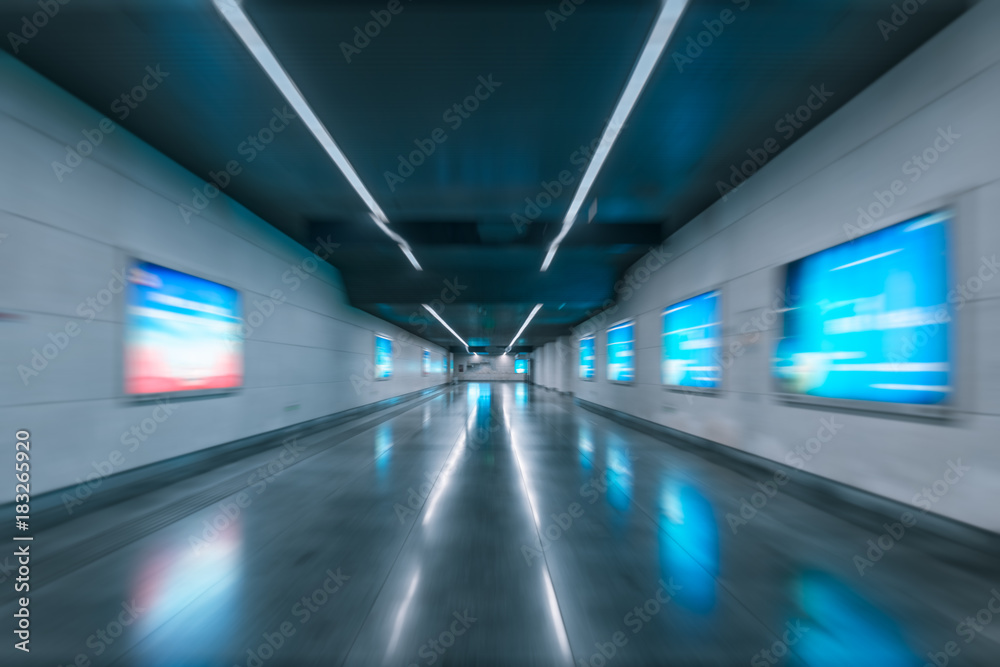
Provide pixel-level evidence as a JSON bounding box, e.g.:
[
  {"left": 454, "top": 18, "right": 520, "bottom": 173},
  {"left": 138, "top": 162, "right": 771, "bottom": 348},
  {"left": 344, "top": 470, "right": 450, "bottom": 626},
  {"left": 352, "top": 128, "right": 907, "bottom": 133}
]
[
  {"left": 1, "top": 0, "right": 999, "bottom": 665},
  {"left": 211, "top": 0, "right": 421, "bottom": 269}
]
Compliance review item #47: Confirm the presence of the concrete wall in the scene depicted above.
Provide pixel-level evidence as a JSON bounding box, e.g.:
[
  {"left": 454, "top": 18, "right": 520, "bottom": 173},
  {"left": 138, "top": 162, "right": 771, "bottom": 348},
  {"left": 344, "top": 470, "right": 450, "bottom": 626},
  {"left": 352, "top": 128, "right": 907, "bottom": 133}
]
[
  {"left": 0, "top": 51, "right": 448, "bottom": 502},
  {"left": 533, "top": 336, "right": 573, "bottom": 394},
  {"left": 535, "top": 2, "right": 1000, "bottom": 533},
  {"left": 454, "top": 353, "right": 526, "bottom": 382}
]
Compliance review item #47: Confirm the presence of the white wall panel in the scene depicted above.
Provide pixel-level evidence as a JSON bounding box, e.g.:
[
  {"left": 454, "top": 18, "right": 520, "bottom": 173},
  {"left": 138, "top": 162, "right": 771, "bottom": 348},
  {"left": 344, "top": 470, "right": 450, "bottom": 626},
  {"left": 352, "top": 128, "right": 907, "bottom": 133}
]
[
  {"left": 0, "top": 52, "right": 448, "bottom": 501},
  {"left": 564, "top": 2, "right": 1000, "bottom": 532}
]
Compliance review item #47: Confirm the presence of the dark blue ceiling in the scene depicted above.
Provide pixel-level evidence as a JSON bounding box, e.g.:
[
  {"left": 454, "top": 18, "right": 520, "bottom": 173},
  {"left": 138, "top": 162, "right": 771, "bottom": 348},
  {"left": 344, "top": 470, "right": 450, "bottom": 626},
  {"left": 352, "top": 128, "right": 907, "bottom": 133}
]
[{"left": 0, "top": 0, "right": 971, "bottom": 350}]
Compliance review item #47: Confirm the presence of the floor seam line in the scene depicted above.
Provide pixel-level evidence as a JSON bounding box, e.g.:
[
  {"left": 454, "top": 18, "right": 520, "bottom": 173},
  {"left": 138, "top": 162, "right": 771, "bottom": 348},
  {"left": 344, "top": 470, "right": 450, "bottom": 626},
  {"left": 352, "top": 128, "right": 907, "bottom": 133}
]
[
  {"left": 503, "top": 399, "right": 578, "bottom": 667},
  {"left": 338, "top": 387, "right": 474, "bottom": 667},
  {"left": 539, "top": 389, "right": 808, "bottom": 661}
]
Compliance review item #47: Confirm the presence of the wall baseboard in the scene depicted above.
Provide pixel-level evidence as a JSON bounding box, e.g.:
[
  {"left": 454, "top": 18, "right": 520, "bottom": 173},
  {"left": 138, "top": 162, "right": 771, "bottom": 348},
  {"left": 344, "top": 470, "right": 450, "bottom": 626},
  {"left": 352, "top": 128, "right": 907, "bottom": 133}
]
[
  {"left": 573, "top": 397, "right": 1000, "bottom": 558},
  {"left": 17, "top": 384, "right": 449, "bottom": 532},
  {"left": 457, "top": 378, "right": 527, "bottom": 382}
]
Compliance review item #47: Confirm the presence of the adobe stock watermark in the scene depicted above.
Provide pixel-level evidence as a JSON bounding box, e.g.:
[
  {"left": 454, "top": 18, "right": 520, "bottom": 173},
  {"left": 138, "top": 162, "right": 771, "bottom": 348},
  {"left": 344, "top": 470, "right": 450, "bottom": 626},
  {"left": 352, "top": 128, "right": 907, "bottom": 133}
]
[
  {"left": 512, "top": 169, "right": 576, "bottom": 233},
  {"left": 727, "top": 416, "right": 843, "bottom": 534},
  {"left": 393, "top": 448, "right": 485, "bottom": 524},
  {"left": 351, "top": 275, "right": 466, "bottom": 394},
  {"left": 522, "top": 450, "right": 641, "bottom": 566},
  {"left": 407, "top": 277, "right": 468, "bottom": 334},
  {"left": 405, "top": 610, "right": 477, "bottom": 667},
  {"left": 51, "top": 599, "right": 147, "bottom": 666},
  {"left": 51, "top": 65, "right": 169, "bottom": 182},
  {"left": 17, "top": 266, "right": 127, "bottom": 386},
  {"left": 238, "top": 235, "right": 340, "bottom": 340},
  {"left": 108, "top": 65, "right": 171, "bottom": 121},
  {"left": 521, "top": 500, "right": 586, "bottom": 566},
  {"left": 572, "top": 244, "right": 672, "bottom": 339},
  {"left": 0, "top": 555, "right": 16, "bottom": 586},
  {"left": 393, "top": 402, "right": 508, "bottom": 522},
  {"left": 179, "top": 106, "right": 296, "bottom": 223},
  {"left": 853, "top": 459, "right": 971, "bottom": 576},
  {"left": 888, "top": 254, "right": 998, "bottom": 369},
  {"left": 877, "top": 0, "right": 930, "bottom": 42},
  {"left": 393, "top": 470, "right": 439, "bottom": 522},
  {"left": 577, "top": 579, "right": 682, "bottom": 667},
  {"left": 921, "top": 588, "right": 1000, "bottom": 667},
  {"left": 750, "top": 620, "right": 810, "bottom": 666},
  {"left": 233, "top": 566, "right": 350, "bottom": 667},
  {"left": 511, "top": 135, "right": 602, "bottom": 233},
  {"left": 61, "top": 400, "right": 178, "bottom": 515},
  {"left": 712, "top": 287, "right": 791, "bottom": 373},
  {"left": 6, "top": 0, "right": 71, "bottom": 54},
  {"left": 511, "top": 114, "right": 632, "bottom": 234},
  {"left": 340, "top": 0, "right": 412, "bottom": 63},
  {"left": 188, "top": 437, "right": 308, "bottom": 554},
  {"left": 384, "top": 75, "right": 502, "bottom": 192},
  {"left": 671, "top": 0, "right": 751, "bottom": 73},
  {"left": 545, "top": 0, "right": 586, "bottom": 31},
  {"left": 716, "top": 84, "right": 834, "bottom": 200},
  {"left": 844, "top": 126, "right": 960, "bottom": 240}
]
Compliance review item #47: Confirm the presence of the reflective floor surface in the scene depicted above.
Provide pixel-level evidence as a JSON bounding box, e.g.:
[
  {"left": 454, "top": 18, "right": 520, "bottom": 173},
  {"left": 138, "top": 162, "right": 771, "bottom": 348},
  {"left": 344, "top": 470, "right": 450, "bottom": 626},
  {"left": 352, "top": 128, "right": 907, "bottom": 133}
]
[{"left": 3, "top": 383, "right": 999, "bottom": 666}]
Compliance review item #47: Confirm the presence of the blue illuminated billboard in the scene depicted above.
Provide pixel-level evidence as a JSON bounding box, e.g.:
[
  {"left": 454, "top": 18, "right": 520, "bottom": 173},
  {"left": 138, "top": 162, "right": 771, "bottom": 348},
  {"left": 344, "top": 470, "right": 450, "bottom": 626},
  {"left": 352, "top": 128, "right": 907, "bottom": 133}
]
[
  {"left": 375, "top": 335, "right": 393, "bottom": 380},
  {"left": 422, "top": 349, "right": 430, "bottom": 376},
  {"left": 773, "top": 211, "right": 951, "bottom": 405},
  {"left": 580, "top": 336, "right": 595, "bottom": 380},
  {"left": 124, "top": 260, "right": 242, "bottom": 396},
  {"left": 662, "top": 291, "right": 722, "bottom": 388},
  {"left": 607, "top": 321, "right": 635, "bottom": 383},
  {"left": 515, "top": 359, "right": 528, "bottom": 374},
  {"left": 430, "top": 353, "right": 444, "bottom": 374}
]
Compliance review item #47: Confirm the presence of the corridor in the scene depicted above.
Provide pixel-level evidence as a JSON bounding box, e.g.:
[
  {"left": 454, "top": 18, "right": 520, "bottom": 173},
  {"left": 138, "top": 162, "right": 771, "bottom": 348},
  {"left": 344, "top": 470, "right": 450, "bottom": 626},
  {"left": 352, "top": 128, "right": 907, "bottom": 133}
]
[{"left": 5, "top": 383, "right": 998, "bottom": 666}]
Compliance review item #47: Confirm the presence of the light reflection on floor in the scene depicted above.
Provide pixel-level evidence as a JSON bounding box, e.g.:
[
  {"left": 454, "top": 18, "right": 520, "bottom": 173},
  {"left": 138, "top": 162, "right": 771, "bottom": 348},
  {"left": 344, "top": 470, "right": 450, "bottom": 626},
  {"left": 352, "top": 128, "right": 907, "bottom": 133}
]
[{"left": 12, "top": 383, "right": 999, "bottom": 666}]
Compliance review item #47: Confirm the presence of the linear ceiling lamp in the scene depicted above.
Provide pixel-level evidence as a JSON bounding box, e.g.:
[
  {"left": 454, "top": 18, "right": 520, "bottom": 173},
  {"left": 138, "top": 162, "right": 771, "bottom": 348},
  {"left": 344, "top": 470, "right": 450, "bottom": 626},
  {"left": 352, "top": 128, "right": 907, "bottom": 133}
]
[
  {"left": 541, "top": 0, "right": 690, "bottom": 271},
  {"left": 213, "top": 0, "right": 421, "bottom": 270},
  {"left": 506, "top": 303, "right": 543, "bottom": 353},
  {"left": 422, "top": 304, "right": 469, "bottom": 351}
]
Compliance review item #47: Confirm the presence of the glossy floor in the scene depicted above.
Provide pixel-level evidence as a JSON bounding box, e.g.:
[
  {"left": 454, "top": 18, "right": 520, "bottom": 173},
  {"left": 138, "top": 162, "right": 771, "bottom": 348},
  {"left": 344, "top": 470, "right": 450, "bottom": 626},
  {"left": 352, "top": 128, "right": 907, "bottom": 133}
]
[{"left": 4, "top": 383, "right": 999, "bottom": 666}]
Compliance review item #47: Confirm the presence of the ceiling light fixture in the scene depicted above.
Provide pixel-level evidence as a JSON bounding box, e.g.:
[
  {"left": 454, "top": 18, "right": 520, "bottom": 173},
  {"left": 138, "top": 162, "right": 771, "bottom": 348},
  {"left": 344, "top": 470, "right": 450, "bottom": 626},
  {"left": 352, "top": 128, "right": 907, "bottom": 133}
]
[
  {"left": 541, "top": 0, "right": 690, "bottom": 271},
  {"left": 422, "top": 304, "right": 469, "bottom": 351},
  {"left": 213, "top": 0, "right": 421, "bottom": 270},
  {"left": 506, "top": 303, "right": 543, "bottom": 353}
]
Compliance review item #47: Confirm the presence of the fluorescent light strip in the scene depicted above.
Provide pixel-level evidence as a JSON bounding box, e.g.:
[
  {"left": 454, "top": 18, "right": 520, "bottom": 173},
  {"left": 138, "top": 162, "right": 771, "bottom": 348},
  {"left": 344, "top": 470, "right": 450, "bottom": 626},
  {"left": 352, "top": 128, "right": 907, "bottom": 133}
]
[
  {"left": 398, "top": 245, "right": 422, "bottom": 271},
  {"left": 506, "top": 303, "right": 543, "bottom": 352},
  {"left": 422, "top": 304, "right": 470, "bottom": 351},
  {"left": 368, "top": 213, "right": 422, "bottom": 270},
  {"left": 665, "top": 321, "right": 721, "bottom": 336},
  {"left": 541, "top": 0, "right": 690, "bottom": 271},
  {"left": 541, "top": 244, "right": 559, "bottom": 272},
  {"left": 870, "top": 384, "right": 952, "bottom": 392},
  {"left": 608, "top": 320, "right": 634, "bottom": 333},
  {"left": 213, "top": 0, "right": 421, "bottom": 270},
  {"left": 904, "top": 211, "right": 949, "bottom": 232},
  {"left": 830, "top": 249, "right": 902, "bottom": 272}
]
